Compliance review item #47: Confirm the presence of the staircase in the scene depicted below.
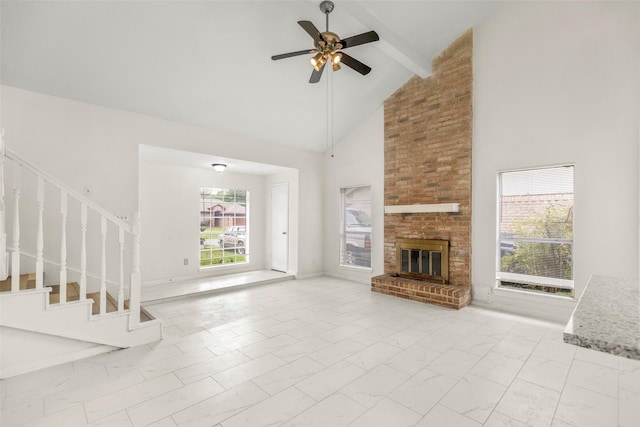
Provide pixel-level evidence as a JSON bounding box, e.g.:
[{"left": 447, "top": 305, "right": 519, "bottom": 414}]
[
  {"left": 0, "top": 132, "right": 162, "bottom": 379},
  {"left": 0, "top": 273, "right": 154, "bottom": 319}
]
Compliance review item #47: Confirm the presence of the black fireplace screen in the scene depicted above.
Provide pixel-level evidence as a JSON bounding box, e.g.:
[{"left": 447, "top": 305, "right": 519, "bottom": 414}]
[{"left": 396, "top": 239, "right": 449, "bottom": 284}]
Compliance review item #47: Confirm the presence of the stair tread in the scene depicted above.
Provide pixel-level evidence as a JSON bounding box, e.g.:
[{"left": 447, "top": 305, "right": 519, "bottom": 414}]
[
  {"left": 3, "top": 276, "right": 154, "bottom": 322},
  {"left": 86, "top": 291, "right": 121, "bottom": 315},
  {"left": 0, "top": 273, "right": 37, "bottom": 292},
  {"left": 48, "top": 282, "right": 80, "bottom": 304}
]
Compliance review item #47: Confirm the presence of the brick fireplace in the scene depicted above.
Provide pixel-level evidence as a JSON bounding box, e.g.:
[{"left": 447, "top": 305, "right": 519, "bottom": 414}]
[{"left": 371, "top": 29, "right": 473, "bottom": 310}]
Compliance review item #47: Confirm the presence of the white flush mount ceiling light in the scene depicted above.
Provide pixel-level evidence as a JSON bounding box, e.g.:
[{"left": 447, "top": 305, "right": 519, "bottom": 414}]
[{"left": 211, "top": 163, "right": 227, "bottom": 172}]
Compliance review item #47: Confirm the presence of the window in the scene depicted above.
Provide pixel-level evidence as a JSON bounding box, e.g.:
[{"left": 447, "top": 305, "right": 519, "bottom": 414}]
[
  {"left": 498, "top": 166, "right": 574, "bottom": 296},
  {"left": 340, "top": 186, "right": 372, "bottom": 268},
  {"left": 200, "top": 188, "right": 249, "bottom": 267}
]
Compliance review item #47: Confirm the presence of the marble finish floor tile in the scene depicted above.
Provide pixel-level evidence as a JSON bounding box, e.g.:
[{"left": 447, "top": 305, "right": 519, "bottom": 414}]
[
  {"left": 126, "top": 377, "right": 224, "bottom": 426},
  {"left": 554, "top": 383, "right": 618, "bottom": 427},
  {"left": 0, "top": 276, "right": 632, "bottom": 427},
  {"left": 388, "top": 367, "right": 457, "bottom": 415},
  {"left": 280, "top": 393, "right": 366, "bottom": 427},
  {"left": 416, "top": 404, "right": 481, "bottom": 427},
  {"left": 495, "top": 378, "right": 560, "bottom": 426},
  {"left": 170, "top": 381, "right": 269, "bottom": 427},
  {"left": 349, "top": 397, "right": 422, "bottom": 427},
  {"left": 516, "top": 355, "right": 570, "bottom": 392},
  {"left": 440, "top": 373, "right": 507, "bottom": 423},
  {"left": 219, "top": 386, "right": 315, "bottom": 427}
]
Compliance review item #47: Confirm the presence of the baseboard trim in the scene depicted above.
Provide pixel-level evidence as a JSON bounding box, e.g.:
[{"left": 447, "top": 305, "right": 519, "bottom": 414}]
[{"left": 294, "top": 272, "right": 325, "bottom": 280}]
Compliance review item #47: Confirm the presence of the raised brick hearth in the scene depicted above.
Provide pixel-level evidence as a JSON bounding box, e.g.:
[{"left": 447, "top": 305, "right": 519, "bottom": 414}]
[
  {"left": 372, "top": 29, "right": 473, "bottom": 310},
  {"left": 372, "top": 274, "right": 471, "bottom": 310}
]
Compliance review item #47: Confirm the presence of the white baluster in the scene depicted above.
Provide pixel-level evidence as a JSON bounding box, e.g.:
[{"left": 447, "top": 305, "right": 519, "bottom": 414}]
[
  {"left": 0, "top": 130, "right": 7, "bottom": 281},
  {"left": 100, "top": 215, "right": 107, "bottom": 315},
  {"left": 35, "top": 176, "right": 44, "bottom": 289},
  {"left": 59, "top": 191, "right": 67, "bottom": 303},
  {"left": 79, "top": 203, "right": 87, "bottom": 300},
  {"left": 11, "top": 163, "right": 21, "bottom": 292},
  {"left": 128, "top": 212, "right": 141, "bottom": 328},
  {"left": 118, "top": 226, "right": 124, "bottom": 312}
]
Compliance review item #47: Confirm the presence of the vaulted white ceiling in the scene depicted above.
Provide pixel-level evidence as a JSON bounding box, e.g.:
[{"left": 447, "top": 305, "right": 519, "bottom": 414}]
[{"left": 1, "top": 1, "right": 504, "bottom": 152}]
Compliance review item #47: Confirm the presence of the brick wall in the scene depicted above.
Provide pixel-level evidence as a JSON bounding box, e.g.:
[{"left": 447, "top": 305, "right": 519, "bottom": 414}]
[{"left": 382, "top": 29, "right": 473, "bottom": 290}]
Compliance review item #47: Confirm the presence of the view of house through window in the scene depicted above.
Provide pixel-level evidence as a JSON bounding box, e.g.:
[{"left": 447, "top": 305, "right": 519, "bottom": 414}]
[
  {"left": 340, "top": 186, "right": 372, "bottom": 268},
  {"left": 200, "top": 188, "right": 249, "bottom": 267},
  {"left": 498, "top": 165, "right": 574, "bottom": 296}
]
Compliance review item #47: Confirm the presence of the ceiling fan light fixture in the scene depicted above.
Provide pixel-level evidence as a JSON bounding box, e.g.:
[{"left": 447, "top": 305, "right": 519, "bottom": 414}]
[
  {"left": 331, "top": 52, "right": 342, "bottom": 65},
  {"left": 332, "top": 62, "right": 341, "bottom": 71},
  {"left": 211, "top": 163, "right": 227, "bottom": 172},
  {"left": 310, "top": 52, "right": 323, "bottom": 67},
  {"left": 312, "top": 54, "right": 327, "bottom": 71}
]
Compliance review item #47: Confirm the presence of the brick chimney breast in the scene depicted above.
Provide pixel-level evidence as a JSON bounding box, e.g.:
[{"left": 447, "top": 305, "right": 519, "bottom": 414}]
[{"left": 373, "top": 29, "right": 473, "bottom": 309}]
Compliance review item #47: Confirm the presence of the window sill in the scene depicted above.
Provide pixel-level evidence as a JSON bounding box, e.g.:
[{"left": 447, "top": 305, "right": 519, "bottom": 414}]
[
  {"left": 199, "top": 261, "right": 249, "bottom": 271},
  {"left": 339, "top": 264, "right": 372, "bottom": 272},
  {"left": 492, "top": 286, "right": 576, "bottom": 304},
  {"left": 497, "top": 272, "right": 573, "bottom": 290}
]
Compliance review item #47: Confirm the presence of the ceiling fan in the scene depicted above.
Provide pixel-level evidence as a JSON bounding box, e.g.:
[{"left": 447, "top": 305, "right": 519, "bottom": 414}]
[{"left": 271, "top": 1, "right": 379, "bottom": 83}]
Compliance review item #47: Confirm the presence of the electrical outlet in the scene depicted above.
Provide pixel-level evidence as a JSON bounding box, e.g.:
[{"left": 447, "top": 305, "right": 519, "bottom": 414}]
[{"left": 184, "top": 258, "right": 189, "bottom": 265}]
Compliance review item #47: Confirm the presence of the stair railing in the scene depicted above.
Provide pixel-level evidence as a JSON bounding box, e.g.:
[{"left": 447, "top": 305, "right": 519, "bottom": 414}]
[{"left": 0, "top": 133, "right": 141, "bottom": 328}]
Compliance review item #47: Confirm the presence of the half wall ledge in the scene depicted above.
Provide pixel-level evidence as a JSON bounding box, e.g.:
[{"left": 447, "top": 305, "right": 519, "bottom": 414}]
[
  {"left": 371, "top": 274, "right": 471, "bottom": 310},
  {"left": 564, "top": 275, "right": 639, "bottom": 360}
]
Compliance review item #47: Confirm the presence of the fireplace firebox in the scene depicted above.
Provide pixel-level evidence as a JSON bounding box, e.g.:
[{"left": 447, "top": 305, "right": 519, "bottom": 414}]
[{"left": 395, "top": 238, "right": 449, "bottom": 284}]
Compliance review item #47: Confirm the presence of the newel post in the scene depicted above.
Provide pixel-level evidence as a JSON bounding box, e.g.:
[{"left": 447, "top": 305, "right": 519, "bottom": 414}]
[{"left": 129, "top": 211, "right": 141, "bottom": 328}]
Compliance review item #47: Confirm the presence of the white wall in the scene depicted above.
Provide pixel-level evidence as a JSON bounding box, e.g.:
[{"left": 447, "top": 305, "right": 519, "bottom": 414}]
[
  {"left": 473, "top": 1, "right": 640, "bottom": 321},
  {"left": 139, "top": 162, "right": 268, "bottom": 283},
  {"left": 1, "top": 86, "right": 325, "bottom": 279},
  {"left": 323, "top": 106, "right": 385, "bottom": 283}
]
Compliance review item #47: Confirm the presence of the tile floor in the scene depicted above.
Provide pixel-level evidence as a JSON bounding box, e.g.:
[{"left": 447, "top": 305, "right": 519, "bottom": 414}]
[
  {"left": 1, "top": 276, "right": 638, "bottom": 427},
  {"left": 141, "top": 270, "right": 294, "bottom": 303}
]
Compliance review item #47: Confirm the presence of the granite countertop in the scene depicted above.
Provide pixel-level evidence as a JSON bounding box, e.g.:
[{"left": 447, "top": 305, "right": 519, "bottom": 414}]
[{"left": 564, "top": 275, "right": 640, "bottom": 360}]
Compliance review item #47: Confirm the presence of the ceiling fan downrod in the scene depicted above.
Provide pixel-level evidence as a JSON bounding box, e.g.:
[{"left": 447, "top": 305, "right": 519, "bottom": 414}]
[{"left": 319, "top": 1, "right": 334, "bottom": 32}]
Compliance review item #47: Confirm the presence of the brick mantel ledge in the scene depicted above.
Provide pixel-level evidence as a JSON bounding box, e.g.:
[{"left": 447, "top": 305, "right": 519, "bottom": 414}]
[{"left": 371, "top": 274, "right": 471, "bottom": 310}]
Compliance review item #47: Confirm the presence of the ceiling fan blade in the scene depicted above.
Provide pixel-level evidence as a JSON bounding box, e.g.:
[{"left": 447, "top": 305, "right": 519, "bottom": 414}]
[
  {"left": 271, "top": 49, "right": 316, "bottom": 61},
  {"left": 340, "top": 53, "right": 372, "bottom": 75},
  {"left": 298, "top": 20, "right": 322, "bottom": 43},
  {"left": 309, "top": 64, "right": 326, "bottom": 84},
  {"left": 339, "top": 31, "right": 379, "bottom": 49}
]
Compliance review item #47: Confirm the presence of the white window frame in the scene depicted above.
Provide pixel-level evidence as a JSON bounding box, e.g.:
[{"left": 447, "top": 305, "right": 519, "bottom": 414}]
[
  {"left": 199, "top": 188, "right": 249, "bottom": 269},
  {"left": 339, "top": 186, "right": 372, "bottom": 270},
  {"left": 496, "top": 165, "right": 575, "bottom": 293}
]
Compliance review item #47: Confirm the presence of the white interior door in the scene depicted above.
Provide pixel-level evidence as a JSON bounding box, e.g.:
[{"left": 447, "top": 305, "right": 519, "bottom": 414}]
[{"left": 271, "top": 183, "right": 288, "bottom": 272}]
